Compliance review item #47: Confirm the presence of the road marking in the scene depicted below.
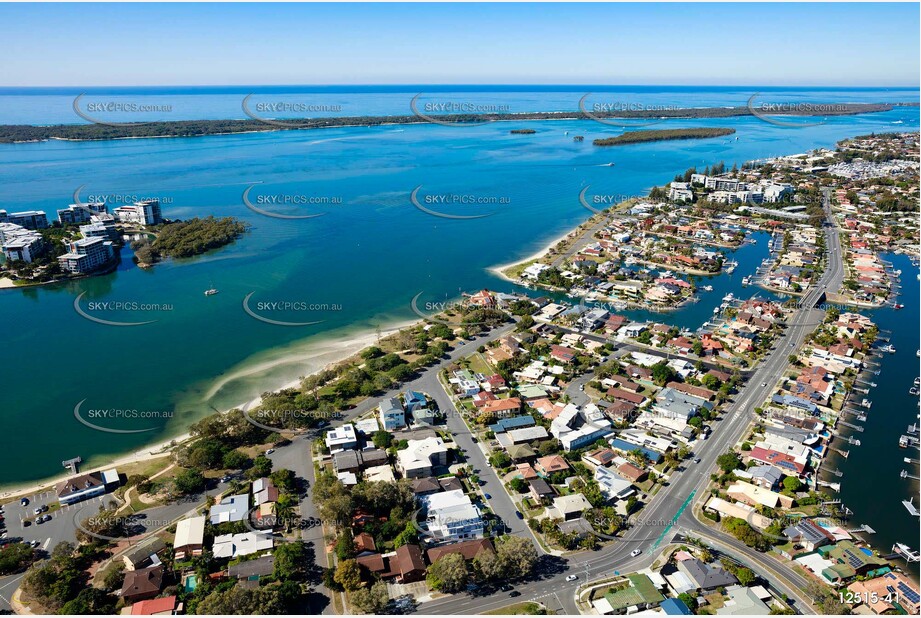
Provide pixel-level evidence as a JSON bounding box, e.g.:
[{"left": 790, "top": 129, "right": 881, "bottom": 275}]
[
  {"left": 42, "top": 537, "right": 50, "bottom": 550},
  {"left": 652, "top": 490, "right": 695, "bottom": 550}
]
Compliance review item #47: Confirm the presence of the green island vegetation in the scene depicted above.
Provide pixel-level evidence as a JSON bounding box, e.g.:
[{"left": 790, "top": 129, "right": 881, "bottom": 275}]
[
  {"left": 593, "top": 127, "right": 736, "bottom": 147},
  {"left": 510, "top": 128, "right": 536, "bottom": 134},
  {"left": 131, "top": 215, "right": 248, "bottom": 265},
  {"left": 0, "top": 102, "right": 903, "bottom": 143}
]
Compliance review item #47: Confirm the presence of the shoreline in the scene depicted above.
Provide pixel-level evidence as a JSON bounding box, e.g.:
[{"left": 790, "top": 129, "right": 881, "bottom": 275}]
[{"left": 0, "top": 318, "right": 419, "bottom": 498}]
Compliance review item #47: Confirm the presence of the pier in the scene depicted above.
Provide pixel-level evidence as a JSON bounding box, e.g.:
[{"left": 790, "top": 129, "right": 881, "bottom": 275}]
[
  {"left": 62, "top": 456, "right": 82, "bottom": 474},
  {"left": 889, "top": 544, "right": 921, "bottom": 562},
  {"left": 817, "top": 480, "right": 841, "bottom": 491},
  {"left": 837, "top": 420, "right": 865, "bottom": 432}
]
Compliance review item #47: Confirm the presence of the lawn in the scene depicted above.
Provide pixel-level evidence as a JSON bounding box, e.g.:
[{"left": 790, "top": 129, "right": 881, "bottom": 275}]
[{"left": 484, "top": 601, "right": 551, "bottom": 615}]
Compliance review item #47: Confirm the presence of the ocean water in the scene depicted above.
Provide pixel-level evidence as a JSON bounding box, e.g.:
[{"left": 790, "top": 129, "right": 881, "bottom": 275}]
[{"left": 0, "top": 87, "right": 917, "bottom": 498}]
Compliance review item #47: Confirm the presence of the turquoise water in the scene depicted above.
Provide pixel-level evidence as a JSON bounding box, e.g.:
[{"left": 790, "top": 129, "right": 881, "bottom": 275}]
[{"left": 0, "top": 88, "right": 918, "bottom": 488}]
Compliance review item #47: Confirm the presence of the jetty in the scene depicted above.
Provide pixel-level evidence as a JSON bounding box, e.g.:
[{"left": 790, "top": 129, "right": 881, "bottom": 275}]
[
  {"left": 890, "top": 543, "right": 921, "bottom": 563},
  {"left": 62, "top": 456, "right": 82, "bottom": 474}
]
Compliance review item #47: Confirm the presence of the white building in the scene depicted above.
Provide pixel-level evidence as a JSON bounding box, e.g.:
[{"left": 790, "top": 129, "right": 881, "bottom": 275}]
[
  {"left": 422, "top": 489, "right": 484, "bottom": 541},
  {"left": 0, "top": 223, "right": 45, "bottom": 263},
  {"left": 325, "top": 423, "right": 358, "bottom": 452},
  {"left": 57, "top": 202, "right": 106, "bottom": 225},
  {"left": 212, "top": 532, "right": 273, "bottom": 559},
  {"left": 57, "top": 236, "right": 115, "bottom": 274},
  {"left": 0, "top": 209, "right": 48, "bottom": 229},
  {"left": 113, "top": 199, "right": 162, "bottom": 226},
  {"left": 595, "top": 466, "right": 636, "bottom": 502},
  {"left": 397, "top": 437, "right": 449, "bottom": 478},
  {"left": 522, "top": 262, "right": 551, "bottom": 280},
  {"left": 378, "top": 397, "right": 406, "bottom": 431}
]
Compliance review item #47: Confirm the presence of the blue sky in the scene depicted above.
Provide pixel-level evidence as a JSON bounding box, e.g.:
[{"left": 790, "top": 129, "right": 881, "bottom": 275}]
[{"left": 1, "top": 3, "right": 918, "bottom": 86}]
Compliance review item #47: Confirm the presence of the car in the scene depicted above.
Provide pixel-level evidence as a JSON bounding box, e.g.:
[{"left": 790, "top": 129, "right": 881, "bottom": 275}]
[
  {"left": 33, "top": 507, "right": 42, "bottom": 515},
  {"left": 471, "top": 436, "right": 479, "bottom": 443},
  {"left": 761, "top": 382, "right": 767, "bottom": 387},
  {"left": 30, "top": 540, "right": 40, "bottom": 548},
  {"left": 22, "top": 520, "right": 30, "bottom": 528},
  {"left": 484, "top": 493, "right": 491, "bottom": 500},
  {"left": 694, "top": 458, "right": 702, "bottom": 464},
  {"left": 35, "top": 517, "right": 45, "bottom": 525},
  {"left": 509, "top": 591, "right": 521, "bottom": 597},
  {"left": 515, "top": 510, "right": 524, "bottom": 519},
  {"left": 630, "top": 549, "right": 642, "bottom": 557},
  {"left": 790, "top": 342, "right": 795, "bottom": 347},
  {"left": 565, "top": 575, "right": 578, "bottom": 582},
  {"left": 20, "top": 498, "right": 28, "bottom": 507},
  {"left": 500, "top": 584, "right": 513, "bottom": 592},
  {"left": 42, "top": 514, "right": 51, "bottom": 523},
  {"left": 265, "top": 448, "right": 275, "bottom": 455},
  {"left": 220, "top": 475, "right": 231, "bottom": 483}
]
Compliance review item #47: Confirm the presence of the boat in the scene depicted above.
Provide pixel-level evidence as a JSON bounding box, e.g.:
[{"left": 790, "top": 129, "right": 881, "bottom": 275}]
[
  {"left": 204, "top": 288, "right": 219, "bottom": 296},
  {"left": 913, "top": 377, "right": 919, "bottom": 386},
  {"left": 713, "top": 306, "right": 720, "bottom": 314},
  {"left": 902, "top": 498, "right": 920, "bottom": 517},
  {"left": 701, "top": 285, "right": 713, "bottom": 292},
  {"left": 741, "top": 276, "right": 751, "bottom": 286},
  {"left": 910, "top": 387, "right": 919, "bottom": 396},
  {"left": 722, "top": 292, "right": 735, "bottom": 302},
  {"left": 724, "top": 260, "right": 738, "bottom": 274},
  {"left": 881, "top": 344, "right": 896, "bottom": 354},
  {"left": 894, "top": 303, "right": 904, "bottom": 310},
  {"left": 605, "top": 162, "right": 615, "bottom": 167}
]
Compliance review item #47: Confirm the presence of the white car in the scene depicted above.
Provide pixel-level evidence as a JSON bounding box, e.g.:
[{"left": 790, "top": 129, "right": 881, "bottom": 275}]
[
  {"left": 630, "top": 549, "right": 642, "bottom": 557},
  {"left": 565, "top": 575, "right": 578, "bottom": 582}
]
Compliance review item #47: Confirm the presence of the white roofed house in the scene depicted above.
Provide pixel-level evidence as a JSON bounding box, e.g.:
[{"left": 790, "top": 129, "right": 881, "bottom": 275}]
[
  {"left": 422, "top": 489, "right": 484, "bottom": 541},
  {"left": 212, "top": 532, "right": 274, "bottom": 559},
  {"left": 397, "top": 437, "right": 449, "bottom": 479},
  {"left": 325, "top": 423, "right": 358, "bottom": 452},
  {"left": 173, "top": 515, "right": 206, "bottom": 561},
  {"left": 594, "top": 466, "right": 636, "bottom": 502}
]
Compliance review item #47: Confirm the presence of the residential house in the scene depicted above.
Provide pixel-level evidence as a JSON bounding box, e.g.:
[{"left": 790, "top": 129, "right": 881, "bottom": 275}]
[
  {"left": 209, "top": 494, "right": 249, "bottom": 525},
  {"left": 379, "top": 398, "right": 406, "bottom": 431},
  {"left": 676, "top": 558, "right": 738, "bottom": 592},
  {"left": 123, "top": 538, "right": 167, "bottom": 571},
  {"left": 173, "top": 516, "right": 206, "bottom": 561},
  {"left": 397, "top": 437, "right": 449, "bottom": 479},
  {"left": 121, "top": 566, "right": 164, "bottom": 605},
  {"left": 212, "top": 532, "right": 274, "bottom": 559},
  {"left": 325, "top": 423, "right": 359, "bottom": 452},
  {"left": 422, "top": 490, "right": 484, "bottom": 541}
]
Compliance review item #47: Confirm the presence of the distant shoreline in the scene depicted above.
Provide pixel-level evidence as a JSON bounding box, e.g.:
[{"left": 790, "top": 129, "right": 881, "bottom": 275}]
[{"left": 0, "top": 101, "right": 905, "bottom": 143}]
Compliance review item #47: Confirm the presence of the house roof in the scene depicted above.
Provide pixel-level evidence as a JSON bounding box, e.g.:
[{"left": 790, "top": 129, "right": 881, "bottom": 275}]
[
  {"left": 355, "top": 532, "right": 377, "bottom": 553},
  {"left": 529, "top": 477, "right": 554, "bottom": 496},
  {"left": 677, "top": 558, "right": 738, "bottom": 590},
  {"left": 122, "top": 566, "right": 164, "bottom": 599},
  {"left": 228, "top": 555, "right": 275, "bottom": 579},
  {"left": 394, "top": 544, "right": 426, "bottom": 576},
  {"left": 411, "top": 477, "right": 442, "bottom": 494},
  {"left": 356, "top": 553, "right": 387, "bottom": 573},
  {"left": 426, "top": 539, "right": 495, "bottom": 563},
  {"left": 174, "top": 516, "right": 206, "bottom": 549},
  {"left": 129, "top": 596, "right": 176, "bottom": 615},
  {"left": 536, "top": 455, "right": 570, "bottom": 473}
]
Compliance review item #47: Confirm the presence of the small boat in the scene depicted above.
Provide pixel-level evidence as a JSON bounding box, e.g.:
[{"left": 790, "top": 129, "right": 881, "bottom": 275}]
[
  {"left": 741, "top": 276, "right": 751, "bottom": 286},
  {"left": 882, "top": 344, "right": 896, "bottom": 354},
  {"left": 894, "top": 304, "right": 904, "bottom": 310},
  {"left": 605, "top": 162, "right": 615, "bottom": 167},
  {"left": 204, "top": 288, "right": 219, "bottom": 296},
  {"left": 910, "top": 387, "right": 919, "bottom": 396},
  {"left": 713, "top": 307, "right": 720, "bottom": 314},
  {"left": 913, "top": 377, "right": 919, "bottom": 386},
  {"left": 722, "top": 292, "right": 735, "bottom": 302},
  {"left": 701, "top": 285, "right": 713, "bottom": 292}
]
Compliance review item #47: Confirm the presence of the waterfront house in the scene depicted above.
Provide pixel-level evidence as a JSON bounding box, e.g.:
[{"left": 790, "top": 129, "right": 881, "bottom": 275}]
[
  {"left": 782, "top": 519, "right": 835, "bottom": 552},
  {"left": 325, "top": 423, "right": 359, "bottom": 452},
  {"left": 56, "top": 469, "right": 119, "bottom": 505}
]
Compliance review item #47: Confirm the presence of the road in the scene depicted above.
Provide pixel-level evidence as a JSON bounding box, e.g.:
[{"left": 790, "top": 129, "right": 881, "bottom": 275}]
[{"left": 421, "top": 192, "right": 844, "bottom": 614}]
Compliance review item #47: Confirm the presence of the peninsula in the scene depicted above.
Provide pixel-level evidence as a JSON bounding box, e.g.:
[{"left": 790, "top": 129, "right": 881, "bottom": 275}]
[{"left": 0, "top": 102, "right": 903, "bottom": 143}]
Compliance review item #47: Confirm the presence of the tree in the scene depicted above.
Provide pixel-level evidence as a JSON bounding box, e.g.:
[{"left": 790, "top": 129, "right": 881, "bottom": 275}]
[
  {"left": 247, "top": 454, "right": 273, "bottom": 479},
  {"left": 274, "top": 541, "right": 309, "bottom": 581},
  {"left": 222, "top": 449, "right": 250, "bottom": 470},
  {"left": 472, "top": 549, "right": 502, "bottom": 581},
  {"left": 716, "top": 451, "right": 743, "bottom": 473},
  {"left": 173, "top": 468, "right": 206, "bottom": 495},
  {"left": 350, "top": 581, "right": 390, "bottom": 614},
  {"left": 0, "top": 543, "right": 35, "bottom": 575},
  {"left": 650, "top": 361, "right": 677, "bottom": 386},
  {"left": 678, "top": 592, "right": 699, "bottom": 611},
  {"left": 509, "top": 477, "right": 527, "bottom": 493},
  {"left": 782, "top": 476, "right": 802, "bottom": 492},
  {"left": 496, "top": 536, "right": 538, "bottom": 579},
  {"left": 334, "top": 559, "right": 363, "bottom": 591},
  {"left": 426, "top": 553, "right": 469, "bottom": 593},
  {"left": 372, "top": 430, "right": 393, "bottom": 449},
  {"left": 735, "top": 567, "right": 757, "bottom": 586},
  {"left": 59, "top": 588, "right": 117, "bottom": 615}
]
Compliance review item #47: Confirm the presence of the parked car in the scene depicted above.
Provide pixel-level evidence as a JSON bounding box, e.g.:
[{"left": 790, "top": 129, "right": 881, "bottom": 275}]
[
  {"left": 20, "top": 498, "right": 28, "bottom": 507},
  {"left": 515, "top": 510, "right": 524, "bottom": 519},
  {"left": 509, "top": 591, "right": 521, "bottom": 597}
]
